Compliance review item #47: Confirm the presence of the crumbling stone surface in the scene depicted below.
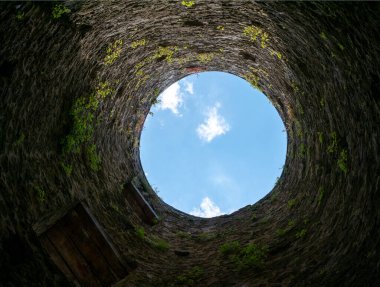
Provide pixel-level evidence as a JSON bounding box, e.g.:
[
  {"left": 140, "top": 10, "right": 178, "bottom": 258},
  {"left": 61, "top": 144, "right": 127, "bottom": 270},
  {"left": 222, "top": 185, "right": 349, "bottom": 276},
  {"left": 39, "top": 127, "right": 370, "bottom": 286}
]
[{"left": 0, "top": 1, "right": 379, "bottom": 286}]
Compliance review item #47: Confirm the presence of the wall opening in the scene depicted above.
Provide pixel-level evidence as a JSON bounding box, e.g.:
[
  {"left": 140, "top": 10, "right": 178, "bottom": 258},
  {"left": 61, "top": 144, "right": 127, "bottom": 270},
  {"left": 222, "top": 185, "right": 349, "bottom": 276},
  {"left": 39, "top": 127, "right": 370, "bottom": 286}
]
[{"left": 140, "top": 72, "right": 287, "bottom": 217}]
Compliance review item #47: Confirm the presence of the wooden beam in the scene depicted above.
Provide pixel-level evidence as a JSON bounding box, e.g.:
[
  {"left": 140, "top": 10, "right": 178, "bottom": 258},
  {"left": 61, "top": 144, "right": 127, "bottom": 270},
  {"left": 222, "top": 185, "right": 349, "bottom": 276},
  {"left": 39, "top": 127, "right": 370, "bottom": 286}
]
[
  {"left": 34, "top": 201, "right": 133, "bottom": 287},
  {"left": 124, "top": 182, "right": 159, "bottom": 225}
]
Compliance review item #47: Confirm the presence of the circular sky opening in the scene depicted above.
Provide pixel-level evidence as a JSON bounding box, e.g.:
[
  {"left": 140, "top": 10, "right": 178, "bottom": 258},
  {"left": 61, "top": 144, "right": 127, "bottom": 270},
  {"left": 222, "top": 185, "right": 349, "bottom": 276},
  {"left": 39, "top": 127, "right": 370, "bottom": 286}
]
[{"left": 140, "top": 71, "right": 287, "bottom": 218}]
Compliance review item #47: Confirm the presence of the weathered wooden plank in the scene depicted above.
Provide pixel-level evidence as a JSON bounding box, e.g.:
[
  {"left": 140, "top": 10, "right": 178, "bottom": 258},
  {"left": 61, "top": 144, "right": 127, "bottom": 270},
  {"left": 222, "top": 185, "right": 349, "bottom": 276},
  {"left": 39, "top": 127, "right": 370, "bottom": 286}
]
[
  {"left": 75, "top": 204, "right": 129, "bottom": 279},
  {"left": 40, "top": 235, "right": 79, "bottom": 286},
  {"left": 35, "top": 202, "right": 134, "bottom": 286},
  {"left": 65, "top": 208, "right": 117, "bottom": 286},
  {"left": 124, "top": 182, "right": 158, "bottom": 225},
  {"left": 46, "top": 221, "right": 102, "bottom": 287},
  {"left": 33, "top": 201, "right": 80, "bottom": 236}
]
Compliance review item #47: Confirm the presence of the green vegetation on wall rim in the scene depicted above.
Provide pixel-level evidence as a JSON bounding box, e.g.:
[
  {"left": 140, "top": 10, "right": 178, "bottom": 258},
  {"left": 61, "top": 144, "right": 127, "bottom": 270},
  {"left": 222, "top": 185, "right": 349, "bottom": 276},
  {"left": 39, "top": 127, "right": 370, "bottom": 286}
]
[
  {"left": 62, "top": 81, "right": 114, "bottom": 172},
  {"left": 219, "top": 241, "right": 267, "bottom": 272}
]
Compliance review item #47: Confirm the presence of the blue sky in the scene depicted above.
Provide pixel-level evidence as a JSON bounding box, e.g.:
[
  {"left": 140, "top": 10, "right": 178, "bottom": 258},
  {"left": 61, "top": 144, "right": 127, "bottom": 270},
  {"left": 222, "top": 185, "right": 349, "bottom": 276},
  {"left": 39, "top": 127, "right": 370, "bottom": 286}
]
[{"left": 140, "top": 72, "right": 287, "bottom": 217}]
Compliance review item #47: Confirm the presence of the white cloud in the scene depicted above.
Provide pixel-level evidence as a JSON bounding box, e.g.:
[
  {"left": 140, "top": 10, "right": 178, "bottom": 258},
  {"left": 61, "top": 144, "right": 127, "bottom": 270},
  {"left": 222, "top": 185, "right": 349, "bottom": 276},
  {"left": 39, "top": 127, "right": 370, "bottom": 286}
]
[
  {"left": 196, "top": 103, "right": 230, "bottom": 142},
  {"left": 158, "top": 82, "right": 182, "bottom": 115},
  {"left": 183, "top": 80, "right": 194, "bottom": 95},
  {"left": 190, "top": 197, "right": 224, "bottom": 218}
]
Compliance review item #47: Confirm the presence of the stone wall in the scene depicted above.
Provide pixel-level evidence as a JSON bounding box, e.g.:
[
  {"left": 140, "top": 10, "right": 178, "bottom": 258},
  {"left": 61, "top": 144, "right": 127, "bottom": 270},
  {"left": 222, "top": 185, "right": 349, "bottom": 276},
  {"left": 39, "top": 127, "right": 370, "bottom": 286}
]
[{"left": 0, "top": 1, "right": 379, "bottom": 286}]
